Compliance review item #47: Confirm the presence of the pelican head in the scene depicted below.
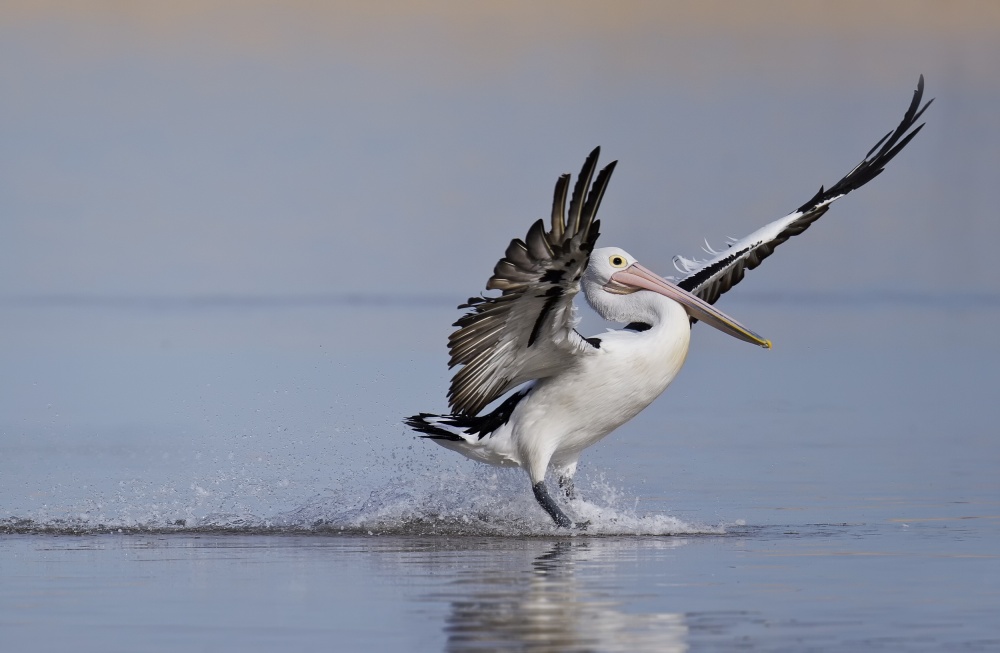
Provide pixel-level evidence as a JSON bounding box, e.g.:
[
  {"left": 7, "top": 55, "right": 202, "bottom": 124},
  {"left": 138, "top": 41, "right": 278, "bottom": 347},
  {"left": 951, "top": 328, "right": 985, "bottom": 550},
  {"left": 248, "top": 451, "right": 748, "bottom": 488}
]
[{"left": 583, "top": 247, "right": 772, "bottom": 348}]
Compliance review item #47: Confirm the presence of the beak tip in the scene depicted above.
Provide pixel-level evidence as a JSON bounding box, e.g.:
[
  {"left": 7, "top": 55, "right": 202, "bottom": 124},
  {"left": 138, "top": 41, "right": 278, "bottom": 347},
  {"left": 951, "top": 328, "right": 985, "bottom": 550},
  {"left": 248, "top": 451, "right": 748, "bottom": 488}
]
[{"left": 762, "top": 339, "right": 773, "bottom": 349}]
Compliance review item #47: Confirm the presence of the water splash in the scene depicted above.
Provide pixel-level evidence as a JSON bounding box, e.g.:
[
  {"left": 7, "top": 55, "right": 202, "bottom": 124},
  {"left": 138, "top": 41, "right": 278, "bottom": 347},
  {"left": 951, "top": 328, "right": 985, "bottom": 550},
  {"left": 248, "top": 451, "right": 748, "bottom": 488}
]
[
  {"left": 300, "top": 466, "right": 726, "bottom": 537},
  {"left": 1, "top": 464, "right": 728, "bottom": 537}
]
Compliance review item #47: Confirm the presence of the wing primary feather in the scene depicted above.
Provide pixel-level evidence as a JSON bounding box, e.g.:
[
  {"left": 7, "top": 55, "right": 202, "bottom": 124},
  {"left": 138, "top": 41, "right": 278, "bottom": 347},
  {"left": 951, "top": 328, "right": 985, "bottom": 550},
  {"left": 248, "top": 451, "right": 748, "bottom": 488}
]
[
  {"left": 677, "top": 76, "right": 930, "bottom": 308},
  {"left": 567, "top": 147, "right": 600, "bottom": 234},
  {"left": 502, "top": 238, "right": 534, "bottom": 270},
  {"left": 794, "top": 75, "right": 931, "bottom": 215},
  {"left": 550, "top": 174, "right": 570, "bottom": 241},
  {"left": 525, "top": 219, "right": 554, "bottom": 259},
  {"left": 580, "top": 160, "right": 618, "bottom": 239},
  {"left": 865, "top": 130, "right": 893, "bottom": 159}
]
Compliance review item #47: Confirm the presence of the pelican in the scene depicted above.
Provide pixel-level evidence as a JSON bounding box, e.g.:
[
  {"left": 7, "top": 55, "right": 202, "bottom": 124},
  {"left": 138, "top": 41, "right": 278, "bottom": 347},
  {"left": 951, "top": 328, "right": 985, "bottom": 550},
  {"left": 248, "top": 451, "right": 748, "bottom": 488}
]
[{"left": 407, "top": 77, "right": 931, "bottom": 527}]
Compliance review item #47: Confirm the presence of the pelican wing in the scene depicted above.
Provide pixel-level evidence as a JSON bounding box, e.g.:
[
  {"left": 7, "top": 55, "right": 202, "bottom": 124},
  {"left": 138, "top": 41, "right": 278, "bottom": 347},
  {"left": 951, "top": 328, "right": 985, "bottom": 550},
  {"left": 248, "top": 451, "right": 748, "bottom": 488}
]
[
  {"left": 674, "top": 75, "right": 932, "bottom": 305},
  {"left": 448, "top": 147, "right": 618, "bottom": 416}
]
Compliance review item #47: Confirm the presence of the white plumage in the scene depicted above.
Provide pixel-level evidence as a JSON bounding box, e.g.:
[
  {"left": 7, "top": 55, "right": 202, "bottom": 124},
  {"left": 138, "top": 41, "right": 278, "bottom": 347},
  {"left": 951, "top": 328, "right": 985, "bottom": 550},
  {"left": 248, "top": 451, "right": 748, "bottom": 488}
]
[{"left": 408, "top": 77, "right": 931, "bottom": 527}]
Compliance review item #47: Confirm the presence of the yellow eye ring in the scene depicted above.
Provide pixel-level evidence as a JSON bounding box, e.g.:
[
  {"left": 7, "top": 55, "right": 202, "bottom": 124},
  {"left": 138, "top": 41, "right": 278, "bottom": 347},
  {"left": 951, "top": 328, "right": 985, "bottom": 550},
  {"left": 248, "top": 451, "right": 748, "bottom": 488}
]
[{"left": 609, "top": 255, "right": 628, "bottom": 268}]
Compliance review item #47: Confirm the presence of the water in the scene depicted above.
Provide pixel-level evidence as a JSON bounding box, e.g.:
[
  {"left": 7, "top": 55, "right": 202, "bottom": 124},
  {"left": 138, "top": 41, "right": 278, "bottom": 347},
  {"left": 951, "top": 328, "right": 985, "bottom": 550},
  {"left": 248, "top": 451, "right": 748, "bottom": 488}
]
[
  {"left": 2, "top": 527, "right": 996, "bottom": 652},
  {"left": 2, "top": 299, "right": 998, "bottom": 651}
]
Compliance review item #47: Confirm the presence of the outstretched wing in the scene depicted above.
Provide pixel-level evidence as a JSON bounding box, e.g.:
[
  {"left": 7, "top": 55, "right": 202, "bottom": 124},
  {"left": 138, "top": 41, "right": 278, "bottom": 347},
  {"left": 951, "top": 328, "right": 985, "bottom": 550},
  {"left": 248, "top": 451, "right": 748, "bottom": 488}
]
[
  {"left": 448, "top": 147, "right": 618, "bottom": 416},
  {"left": 674, "top": 75, "right": 932, "bottom": 305}
]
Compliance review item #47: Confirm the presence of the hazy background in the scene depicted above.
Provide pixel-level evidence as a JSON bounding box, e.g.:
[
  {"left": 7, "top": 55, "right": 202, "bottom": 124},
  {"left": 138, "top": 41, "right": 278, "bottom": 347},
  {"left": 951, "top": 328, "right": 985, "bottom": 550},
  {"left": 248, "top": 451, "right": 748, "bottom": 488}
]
[
  {"left": 3, "top": 1, "right": 998, "bottom": 302},
  {"left": 1, "top": 2, "right": 999, "bottom": 526}
]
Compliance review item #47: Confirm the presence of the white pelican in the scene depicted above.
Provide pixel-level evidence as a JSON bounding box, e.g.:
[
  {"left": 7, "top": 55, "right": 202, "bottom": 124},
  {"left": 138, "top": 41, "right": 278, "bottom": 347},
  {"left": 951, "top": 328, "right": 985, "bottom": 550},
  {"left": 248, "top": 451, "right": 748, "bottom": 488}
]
[{"left": 407, "top": 77, "right": 931, "bottom": 527}]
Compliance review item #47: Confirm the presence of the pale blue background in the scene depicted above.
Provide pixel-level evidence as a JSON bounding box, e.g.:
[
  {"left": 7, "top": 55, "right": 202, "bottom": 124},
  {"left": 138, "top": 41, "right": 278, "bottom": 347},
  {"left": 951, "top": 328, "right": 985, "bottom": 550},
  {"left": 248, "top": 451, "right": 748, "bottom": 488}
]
[{"left": 1, "top": 3, "right": 998, "bottom": 651}]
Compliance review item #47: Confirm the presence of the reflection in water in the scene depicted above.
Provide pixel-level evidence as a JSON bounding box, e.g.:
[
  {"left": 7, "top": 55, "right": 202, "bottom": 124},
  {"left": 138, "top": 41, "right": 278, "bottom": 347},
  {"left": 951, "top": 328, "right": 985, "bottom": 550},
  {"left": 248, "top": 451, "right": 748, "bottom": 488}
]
[{"left": 439, "top": 540, "right": 688, "bottom": 652}]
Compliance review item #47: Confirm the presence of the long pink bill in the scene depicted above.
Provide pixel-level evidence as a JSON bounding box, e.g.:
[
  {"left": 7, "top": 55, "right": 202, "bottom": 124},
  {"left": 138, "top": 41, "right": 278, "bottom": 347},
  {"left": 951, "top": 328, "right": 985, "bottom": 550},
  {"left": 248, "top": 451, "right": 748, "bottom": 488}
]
[{"left": 610, "top": 263, "right": 772, "bottom": 348}]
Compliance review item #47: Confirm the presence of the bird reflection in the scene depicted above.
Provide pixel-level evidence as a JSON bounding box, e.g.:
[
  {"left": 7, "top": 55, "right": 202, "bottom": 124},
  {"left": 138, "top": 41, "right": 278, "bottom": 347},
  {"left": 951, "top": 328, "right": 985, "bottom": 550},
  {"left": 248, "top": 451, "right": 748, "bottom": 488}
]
[{"left": 441, "top": 540, "right": 688, "bottom": 652}]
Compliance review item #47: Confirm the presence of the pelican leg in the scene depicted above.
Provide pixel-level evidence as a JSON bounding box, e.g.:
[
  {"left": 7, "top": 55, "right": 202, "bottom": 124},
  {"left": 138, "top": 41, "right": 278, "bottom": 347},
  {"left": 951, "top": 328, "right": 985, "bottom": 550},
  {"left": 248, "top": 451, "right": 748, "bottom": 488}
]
[{"left": 532, "top": 481, "right": 573, "bottom": 528}]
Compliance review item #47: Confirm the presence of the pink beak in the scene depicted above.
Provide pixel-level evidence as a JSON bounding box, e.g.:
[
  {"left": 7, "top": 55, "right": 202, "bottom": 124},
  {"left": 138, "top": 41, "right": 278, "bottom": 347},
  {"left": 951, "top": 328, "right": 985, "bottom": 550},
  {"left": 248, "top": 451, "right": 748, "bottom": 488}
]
[{"left": 610, "top": 263, "right": 772, "bottom": 348}]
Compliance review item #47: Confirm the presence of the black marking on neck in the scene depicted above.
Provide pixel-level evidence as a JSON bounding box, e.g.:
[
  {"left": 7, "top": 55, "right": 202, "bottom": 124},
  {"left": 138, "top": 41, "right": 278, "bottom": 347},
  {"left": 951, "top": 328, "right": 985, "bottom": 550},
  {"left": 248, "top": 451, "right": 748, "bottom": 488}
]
[
  {"left": 624, "top": 321, "right": 651, "bottom": 332},
  {"left": 585, "top": 336, "right": 602, "bottom": 348}
]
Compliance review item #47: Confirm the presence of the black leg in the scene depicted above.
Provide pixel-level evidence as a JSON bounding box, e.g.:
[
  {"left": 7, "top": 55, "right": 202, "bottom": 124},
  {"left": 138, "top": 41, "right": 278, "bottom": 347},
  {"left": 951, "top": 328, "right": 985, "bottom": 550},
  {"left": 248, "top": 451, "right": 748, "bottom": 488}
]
[
  {"left": 532, "top": 481, "right": 572, "bottom": 528},
  {"left": 558, "top": 475, "right": 577, "bottom": 500}
]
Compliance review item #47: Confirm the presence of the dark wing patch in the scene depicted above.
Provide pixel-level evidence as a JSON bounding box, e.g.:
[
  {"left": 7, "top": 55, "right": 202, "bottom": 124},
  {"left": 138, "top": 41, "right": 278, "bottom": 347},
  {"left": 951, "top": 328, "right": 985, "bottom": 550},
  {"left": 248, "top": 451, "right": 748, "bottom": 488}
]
[
  {"left": 527, "top": 286, "right": 565, "bottom": 347},
  {"left": 676, "top": 76, "right": 931, "bottom": 306},
  {"left": 447, "top": 148, "right": 618, "bottom": 416}
]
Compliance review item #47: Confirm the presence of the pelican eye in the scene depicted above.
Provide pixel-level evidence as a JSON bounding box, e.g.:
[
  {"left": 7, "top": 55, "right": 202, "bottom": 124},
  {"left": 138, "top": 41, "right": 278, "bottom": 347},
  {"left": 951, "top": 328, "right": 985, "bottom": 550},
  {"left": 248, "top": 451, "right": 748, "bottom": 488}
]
[{"left": 609, "top": 255, "right": 628, "bottom": 268}]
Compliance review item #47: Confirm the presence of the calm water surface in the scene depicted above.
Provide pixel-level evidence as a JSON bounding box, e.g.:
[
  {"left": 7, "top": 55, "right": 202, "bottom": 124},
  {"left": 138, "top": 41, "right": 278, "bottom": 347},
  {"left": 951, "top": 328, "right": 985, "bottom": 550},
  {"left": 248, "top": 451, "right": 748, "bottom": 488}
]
[
  {"left": 1, "top": 301, "right": 998, "bottom": 651},
  {"left": 2, "top": 526, "right": 996, "bottom": 652}
]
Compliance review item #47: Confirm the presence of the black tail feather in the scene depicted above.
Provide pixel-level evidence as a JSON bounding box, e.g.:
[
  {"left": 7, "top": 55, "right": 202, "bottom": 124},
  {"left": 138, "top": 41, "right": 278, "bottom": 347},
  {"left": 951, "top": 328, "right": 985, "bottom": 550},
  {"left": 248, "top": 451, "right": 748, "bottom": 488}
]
[
  {"left": 404, "top": 413, "right": 465, "bottom": 441},
  {"left": 405, "top": 388, "right": 530, "bottom": 442}
]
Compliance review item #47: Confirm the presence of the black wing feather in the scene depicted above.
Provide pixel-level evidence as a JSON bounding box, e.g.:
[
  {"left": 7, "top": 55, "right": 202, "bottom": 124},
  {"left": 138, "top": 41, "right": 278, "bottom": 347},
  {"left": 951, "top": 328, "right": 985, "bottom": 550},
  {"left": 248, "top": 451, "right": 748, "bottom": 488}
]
[
  {"left": 447, "top": 148, "right": 618, "bottom": 416},
  {"left": 677, "top": 75, "right": 931, "bottom": 304}
]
